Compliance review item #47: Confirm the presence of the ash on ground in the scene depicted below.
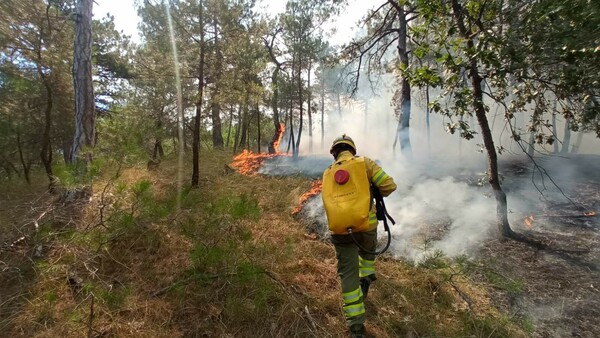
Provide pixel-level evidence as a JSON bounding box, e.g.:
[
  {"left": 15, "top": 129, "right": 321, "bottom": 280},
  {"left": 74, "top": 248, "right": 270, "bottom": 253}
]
[{"left": 259, "top": 155, "right": 332, "bottom": 178}]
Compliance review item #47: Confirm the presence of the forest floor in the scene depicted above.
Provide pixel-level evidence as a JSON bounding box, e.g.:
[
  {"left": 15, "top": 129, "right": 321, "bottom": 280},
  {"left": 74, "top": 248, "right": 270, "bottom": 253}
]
[
  {"left": 476, "top": 156, "right": 600, "bottom": 338},
  {"left": 2, "top": 149, "right": 596, "bottom": 337}
]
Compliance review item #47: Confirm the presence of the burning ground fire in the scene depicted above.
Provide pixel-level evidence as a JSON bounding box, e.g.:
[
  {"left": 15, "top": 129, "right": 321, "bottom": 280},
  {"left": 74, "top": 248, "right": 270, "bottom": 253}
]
[
  {"left": 231, "top": 123, "right": 287, "bottom": 175},
  {"left": 229, "top": 123, "right": 324, "bottom": 215},
  {"left": 524, "top": 211, "right": 597, "bottom": 228},
  {"left": 292, "top": 180, "right": 323, "bottom": 216}
]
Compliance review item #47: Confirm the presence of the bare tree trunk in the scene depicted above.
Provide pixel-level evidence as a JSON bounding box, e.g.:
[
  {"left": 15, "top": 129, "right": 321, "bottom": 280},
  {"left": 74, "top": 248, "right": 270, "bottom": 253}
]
[
  {"left": 226, "top": 106, "right": 234, "bottom": 148},
  {"left": 264, "top": 32, "right": 283, "bottom": 154},
  {"left": 191, "top": 0, "right": 205, "bottom": 188},
  {"left": 295, "top": 52, "right": 303, "bottom": 159},
  {"left": 37, "top": 15, "right": 55, "bottom": 188},
  {"left": 238, "top": 89, "right": 250, "bottom": 150},
  {"left": 70, "top": 0, "right": 95, "bottom": 167},
  {"left": 426, "top": 85, "right": 431, "bottom": 155},
  {"left": 269, "top": 65, "right": 281, "bottom": 154},
  {"left": 287, "top": 105, "right": 295, "bottom": 155},
  {"left": 452, "top": 0, "right": 515, "bottom": 239},
  {"left": 320, "top": 68, "right": 325, "bottom": 148},
  {"left": 571, "top": 132, "right": 583, "bottom": 153},
  {"left": 395, "top": 3, "right": 412, "bottom": 155},
  {"left": 552, "top": 109, "right": 559, "bottom": 153},
  {"left": 210, "top": 17, "right": 224, "bottom": 149},
  {"left": 256, "top": 104, "right": 261, "bottom": 153},
  {"left": 16, "top": 132, "right": 31, "bottom": 184},
  {"left": 307, "top": 61, "right": 313, "bottom": 153},
  {"left": 561, "top": 116, "right": 571, "bottom": 153},
  {"left": 233, "top": 105, "right": 242, "bottom": 153}
]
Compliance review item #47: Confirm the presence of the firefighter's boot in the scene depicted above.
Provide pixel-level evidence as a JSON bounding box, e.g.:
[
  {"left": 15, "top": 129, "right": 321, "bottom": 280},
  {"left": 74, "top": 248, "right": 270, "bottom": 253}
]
[
  {"left": 349, "top": 324, "right": 366, "bottom": 338},
  {"left": 360, "top": 275, "right": 376, "bottom": 300}
]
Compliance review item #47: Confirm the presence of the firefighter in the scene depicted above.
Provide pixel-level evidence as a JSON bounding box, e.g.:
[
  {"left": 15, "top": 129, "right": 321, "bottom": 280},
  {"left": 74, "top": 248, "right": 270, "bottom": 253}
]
[{"left": 321, "top": 134, "right": 397, "bottom": 338}]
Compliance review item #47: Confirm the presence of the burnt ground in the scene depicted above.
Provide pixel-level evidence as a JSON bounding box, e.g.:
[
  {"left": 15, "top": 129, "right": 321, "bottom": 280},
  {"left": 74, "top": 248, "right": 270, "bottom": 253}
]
[
  {"left": 296, "top": 153, "right": 600, "bottom": 337},
  {"left": 474, "top": 155, "right": 600, "bottom": 338}
]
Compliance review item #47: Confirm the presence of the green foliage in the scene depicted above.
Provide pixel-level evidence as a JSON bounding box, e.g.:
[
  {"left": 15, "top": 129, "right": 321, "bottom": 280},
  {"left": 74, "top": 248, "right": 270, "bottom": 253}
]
[
  {"left": 418, "top": 249, "right": 449, "bottom": 269},
  {"left": 95, "top": 110, "right": 156, "bottom": 165},
  {"left": 52, "top": 160, "right": 102, "bottom": 189}
]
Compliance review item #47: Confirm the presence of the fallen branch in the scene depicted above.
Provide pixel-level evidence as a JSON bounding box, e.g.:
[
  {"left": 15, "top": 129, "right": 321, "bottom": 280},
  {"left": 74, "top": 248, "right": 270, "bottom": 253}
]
[{"left": 303, "top": 305, "right": 319, "bottom": 332}]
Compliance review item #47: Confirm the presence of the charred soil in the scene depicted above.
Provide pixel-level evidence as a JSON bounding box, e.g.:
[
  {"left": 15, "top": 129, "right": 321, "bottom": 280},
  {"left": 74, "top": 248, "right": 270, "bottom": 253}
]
[{"left": 475, "top": 155, "right": 600, "bottom": 338}]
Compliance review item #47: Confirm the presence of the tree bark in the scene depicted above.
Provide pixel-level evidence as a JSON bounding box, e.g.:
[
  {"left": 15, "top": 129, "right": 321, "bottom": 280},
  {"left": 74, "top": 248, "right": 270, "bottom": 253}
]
[
  {"left": 256, "top": 104, "right": 261, "bottom": 153},
  {"left": 210, "top": 17, "right": 224, "bottom": 149},
  {"left": 561, "top": 116, "right": 571, "bottom": 153},
  {"left": 70, "top": 0, "right": 95, "bottom": 166},
  {"left": 396, "top": 5, "right": 412, "bottom": 155},
  {"left": 264, "top": 33, "right": 283, "bottom": 154},
  {"left": 294, "top": 51, "right": 303, "bottom": 159},
  {"left": 307, "top": 61, "right": 313, "bottom": 153},
  {"left": 226, "top": 106, "right": 234, "bottom": 148},
  {"left": 451, "top": 0, "right": 515, "bottom": 238},
  {"left": 192, "top": 0, "right": 205, "bottom": 188},
  {"left": 16, "top": 132, "right": 31, "bottom": 184},
  {"left": 552, "top": 110, "right": 559, "bottom": 153},
  {"left": 320, "top": 67, "right": 325, "bottom": 149},
  {"left": 238, "top": 89, "right": 250, "bottom": 150}
]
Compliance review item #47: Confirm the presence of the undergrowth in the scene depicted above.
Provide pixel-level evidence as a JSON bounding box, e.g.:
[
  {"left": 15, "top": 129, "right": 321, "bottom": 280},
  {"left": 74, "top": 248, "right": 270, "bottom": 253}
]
[{"left": 0, "top": 149, "right": 533, "bottom": 338}]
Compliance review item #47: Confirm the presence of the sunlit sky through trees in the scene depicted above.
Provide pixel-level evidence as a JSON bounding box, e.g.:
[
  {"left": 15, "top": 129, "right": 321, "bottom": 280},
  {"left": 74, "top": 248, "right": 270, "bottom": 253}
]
[{"left": 95, "top": 0, "right": 375, "bottom": 45}]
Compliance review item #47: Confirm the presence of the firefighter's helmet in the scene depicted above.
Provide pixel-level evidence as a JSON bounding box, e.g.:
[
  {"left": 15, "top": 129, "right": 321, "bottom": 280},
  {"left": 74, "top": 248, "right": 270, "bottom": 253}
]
[{"left": 330, "top": 134, "right": 356, "bottom": 155}]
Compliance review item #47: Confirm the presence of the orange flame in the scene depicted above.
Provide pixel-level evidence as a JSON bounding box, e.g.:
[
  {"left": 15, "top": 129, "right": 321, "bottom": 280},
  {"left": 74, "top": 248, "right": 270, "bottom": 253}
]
[
  {"left": 524, "top": 215, "right": 534, "bottom": 229},
  {"left": 292, "top": 180, "right": 323, "bottom": 215},
  {"left": 231, "top": 124, "right": 287, "bottom": 175},
  {"left": 231, "top": 150, "right": 280, "bottom": 175},
  {"left": 584, "top": 211, "right": 597, "bottom": 217},
  {"left": 273, "top": 123, "right": 285, "bottom": 153}
]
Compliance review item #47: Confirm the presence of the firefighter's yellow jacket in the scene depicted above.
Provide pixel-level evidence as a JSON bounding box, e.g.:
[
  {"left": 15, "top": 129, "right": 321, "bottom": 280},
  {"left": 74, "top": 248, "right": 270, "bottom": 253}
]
[{"left": 324, "top": 150, "right": 397, "bottom": 233}]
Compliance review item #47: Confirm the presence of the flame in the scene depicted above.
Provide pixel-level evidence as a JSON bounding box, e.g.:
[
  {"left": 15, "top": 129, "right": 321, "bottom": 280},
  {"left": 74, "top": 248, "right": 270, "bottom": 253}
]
[
  {"left": 584, "top": 211, "right": 597, "bottom": 217},
  {"left": 230, "top": 149, "right": 279, "bottom": 175},
  {"left": 292, "top": 180, "right": 323, "bottom": 215},
  {"left": 273, "top": 123, "right": 285, "bottom": 153},
  {"left": 524, "top": 215, "right": 534, "bottom": 229},
  {"left": 231, "top": 124, "right": 287, "bottom": 175}
]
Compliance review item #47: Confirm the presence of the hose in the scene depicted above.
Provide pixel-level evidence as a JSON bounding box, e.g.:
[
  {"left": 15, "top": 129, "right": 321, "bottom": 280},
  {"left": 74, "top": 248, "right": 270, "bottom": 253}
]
[{"left": 347, "top": 188, "right": 396, "bottom": 256}]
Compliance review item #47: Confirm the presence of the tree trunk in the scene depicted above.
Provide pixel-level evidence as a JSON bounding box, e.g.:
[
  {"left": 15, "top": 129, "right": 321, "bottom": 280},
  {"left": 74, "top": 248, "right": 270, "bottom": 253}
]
[
  {"left": 36, "top": 23, "right": 55, "bottom": 188},
  {"left": 226, "top": 106, "right": 234, "bottom": 148},
  {"left": 307, "top": 61, "right": 313, "bottom": 153},
  {"left": 265, "top": 37, "right": 282, "bottom": 153},
  {"left": 256, "top": 104, "right": 261, "bottom": 153},
  {"left": 294, "top": 52, "right": 303, "bottom": 159},
  {"left": 70, "top": 0, "right": 95, "bottom": 166},
  {"left": 211, "top": 97, "right": 223, "bottom": 149},
  {"left": 39, "top": 67, "right": 54, "bottom": 186},
  {"left": 16, "top": 132, "right": 31, "bottom": 184},
  {"left": 396, "top": 6, "right": 412, "bottom": 155},
  {"left": 571, "top": 132, "right": 583, "bottom": 153},
  {"left": 561, "top": 117, "right": 571, "bottom": 153},
  {"left": 238, "top": 89, "right": 250, "bottom": 150},
  {"left": 320, "top": 68, "right": 325, "bottom": 149},
  {"left": 269, "top": 66, "right": 281, "bottom": 154},
  {"left": 451, "top": 0, "right": 515, "bottom": 239},
  {"left": 426, "top": 85, "right": 431, "bottom": 155},
  {"left": 210, "top": 17, "right": 224, "bottom": 149},
  {"left": 191, "top": 0, "right": 205, "bottom": 188},
  {"left": 233, "top": 105, "right": 242, "bottom": 153}
]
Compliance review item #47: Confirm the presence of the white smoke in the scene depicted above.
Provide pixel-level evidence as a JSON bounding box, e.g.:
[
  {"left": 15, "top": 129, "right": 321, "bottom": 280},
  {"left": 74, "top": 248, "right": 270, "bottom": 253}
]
[{"left": 277, "top": 74, "right": 600, "bottom": 262}]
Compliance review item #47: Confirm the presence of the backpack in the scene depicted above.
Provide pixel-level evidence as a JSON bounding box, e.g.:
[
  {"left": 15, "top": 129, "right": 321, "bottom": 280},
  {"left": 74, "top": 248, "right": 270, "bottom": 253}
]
[{"left": 322, "top": 156, "right": 372, "bottom": 234}]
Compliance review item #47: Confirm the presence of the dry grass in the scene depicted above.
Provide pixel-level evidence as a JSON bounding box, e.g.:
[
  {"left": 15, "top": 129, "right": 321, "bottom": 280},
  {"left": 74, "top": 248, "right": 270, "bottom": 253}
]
[{"left": 0, "top": 150, "right": 531, "bottom": 338}]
